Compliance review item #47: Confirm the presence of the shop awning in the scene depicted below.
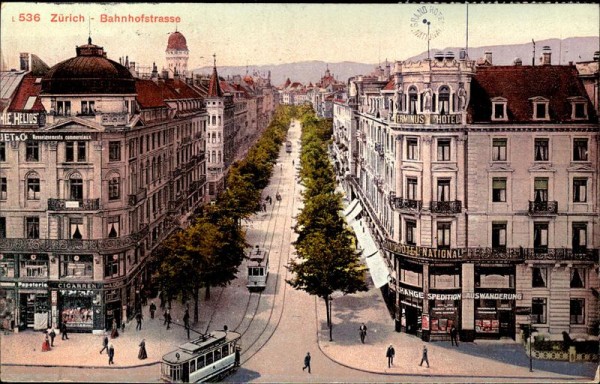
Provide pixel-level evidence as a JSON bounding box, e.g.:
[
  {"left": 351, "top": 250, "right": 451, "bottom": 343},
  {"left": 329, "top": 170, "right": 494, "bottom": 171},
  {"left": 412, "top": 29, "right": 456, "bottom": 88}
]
[
  {"left": 345, "top": 199, "right": 363, "bottom": 223},
  {"left": 350, "top": 219, "right": 389, "bottom": 288}
]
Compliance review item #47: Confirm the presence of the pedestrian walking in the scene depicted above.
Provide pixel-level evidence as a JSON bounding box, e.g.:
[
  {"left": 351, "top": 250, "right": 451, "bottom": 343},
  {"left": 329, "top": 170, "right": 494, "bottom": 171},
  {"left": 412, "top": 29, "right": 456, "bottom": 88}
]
[
  {"left": 450, "top": 325, "right": 459, "bottom": 347},
  {"left": 149, "top": 302, "right": 157, "bottom": 319},
  {"left": 183, "top": 309, "right": 190, "bottom": 339},
  {"left": 292, "top": 159, "right": 295, "bottom": 166},
  {"left": 276, "top": 192, "right": 281, "bottom": 202},
  {"left": 359, "top": 323, "right": 368, "bottom": 343},
  {"left": 111, "top": 318, "right": 119, "bottom": 339},
  {"left": 60, "top": 322, "right": 69, "bottom": 340},
  {"left": 100, "top": 333, "right": 109, "bottom": 354},
  {"left": 42, "top": 333, "right": 51, "bottom": 352},
  {"left": 135, "top": 311, "right": 143, "bottom": 331},
  {"left": 138, "top": 339, "right": 148, "bottom": 360},
  {"left": 386, "top": 344, "right": 395, "bottom": 368},
  {"left": 165, "top": 309, "right": 171, "bottom": 330},
  {"left": 48, "top": 328, "right": 56, "bottom": 347},
  {"left": 302, "top": 352, "right": 311, "bottom": 373},
  {"left": 419, "top": 345, "right": 430, "bottom": 368},
  {"left": 108, "top": 343, "right": 115, "bottom": 365}
]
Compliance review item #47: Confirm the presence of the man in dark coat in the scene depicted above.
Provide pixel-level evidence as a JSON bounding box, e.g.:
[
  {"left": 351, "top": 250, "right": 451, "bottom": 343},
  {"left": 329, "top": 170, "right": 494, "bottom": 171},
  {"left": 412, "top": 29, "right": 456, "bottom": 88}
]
[
  {"left": 386, "top": 344, "right": 395, "bottom": 368},
  {"left": 359, "top": 323, "right": 368, "bottom": 343},
  {"left": 60, "top": 322, "right": 69, "bottom": 340},
  {"left": 183, "top": 309, "right": 190, "bottom": 339},
  {"left": 419, "top": 344, "right": 430, "bottom": 367},
  {"left": 100, "top": 333, "right": 109, "bottom": 354},
  {"left": 450, "top": 326, "right": 459, "bottom": 347},
  {"left": 135, "top": 312, "right": 143, "bottom": 331},
  {"left": 149, "top": 302, "right": 157, "bottom": 319},
  {"left": 48, "top": 328, "right": 56, "bottom": 347},
  {"left": 108, "top": 343, "right": 115, "bottom": 365},
  {"left": 302, "top": 352, "right": 311, "bottom": 373}
]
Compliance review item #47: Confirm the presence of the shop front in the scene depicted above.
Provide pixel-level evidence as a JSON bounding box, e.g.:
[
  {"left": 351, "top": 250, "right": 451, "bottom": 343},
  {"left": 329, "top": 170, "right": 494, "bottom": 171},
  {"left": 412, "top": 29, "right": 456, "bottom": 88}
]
[
  {"left": 51, "top": 282, "right": 104, "bottom": 333},
  {"left": 429, "top": 265, "right": 461, "bottom": 339},
  {"left": 18, "top": 281, "right": 50, "bottom": 331},
  {"left": 0, "top": 284, "right": 17, "bottom": 331},
  {"left": 398, "top": 286, "right": 424, "bottom": 335},
  {"left": 104, "top": 279, "right": 125, "bottom": 330}
]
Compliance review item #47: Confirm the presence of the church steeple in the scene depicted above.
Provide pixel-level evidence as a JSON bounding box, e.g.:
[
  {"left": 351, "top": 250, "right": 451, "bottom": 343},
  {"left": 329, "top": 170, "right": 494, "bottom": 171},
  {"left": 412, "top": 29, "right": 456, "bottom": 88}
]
[{"left": 207, "top": 54, "right": 223, "bottom": 97}]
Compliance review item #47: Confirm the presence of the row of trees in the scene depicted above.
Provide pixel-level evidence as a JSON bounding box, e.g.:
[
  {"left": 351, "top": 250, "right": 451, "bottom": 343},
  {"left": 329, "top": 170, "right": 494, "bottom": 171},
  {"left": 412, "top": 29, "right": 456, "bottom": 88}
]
[
  {"left": 286, "top": 106, "right": 368, "bottom": 341},
  {"left": 150, "top": 105, "right": 297, "bottom": 323}
]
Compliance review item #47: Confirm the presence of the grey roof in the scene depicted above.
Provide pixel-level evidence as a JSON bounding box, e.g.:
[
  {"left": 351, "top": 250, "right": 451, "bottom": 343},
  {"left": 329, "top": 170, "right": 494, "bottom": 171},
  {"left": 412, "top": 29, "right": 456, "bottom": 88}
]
[{"left": 0, "top": 70, "right": 26, "bottom": 100}]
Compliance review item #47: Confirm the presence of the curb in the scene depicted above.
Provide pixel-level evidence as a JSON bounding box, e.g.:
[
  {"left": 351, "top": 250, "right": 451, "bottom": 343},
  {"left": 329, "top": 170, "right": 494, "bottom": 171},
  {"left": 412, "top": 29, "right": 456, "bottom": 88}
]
[{"left": 1, "top": 361, "right": 160, "bottom": 369}]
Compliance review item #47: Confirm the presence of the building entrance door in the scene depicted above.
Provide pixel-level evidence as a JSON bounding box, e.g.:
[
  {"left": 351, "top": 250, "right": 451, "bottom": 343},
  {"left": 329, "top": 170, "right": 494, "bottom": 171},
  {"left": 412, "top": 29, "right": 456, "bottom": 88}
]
[
  {"left": 498, "top": 310, "right": 514, "bottom": 339},
  {"left": 405, "top": 306, "right": 419, "bottom": 334}
]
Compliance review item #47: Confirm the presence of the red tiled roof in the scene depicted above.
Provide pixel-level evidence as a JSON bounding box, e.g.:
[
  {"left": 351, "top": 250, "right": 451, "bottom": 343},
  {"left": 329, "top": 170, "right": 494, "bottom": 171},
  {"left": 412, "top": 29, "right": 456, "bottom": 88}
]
[
  {"left": 469, "top": 65, "right": 597, "bottom": 123},
  {"left": 383, "top": 78, "right": 395, "bottom": 91},
  {"left": 164, "top": 79, "right": 202, "bottom": 99},
  {"left": 8, "top": 75, "right": 45, "bottom": 112},
  {"left": 135, "top": 80, "right": 167, "bottom": 108},
  {"left": 166, "top": 32, "right": 188, "bottom": 51},
  {"left": 207, "top": 66, "right": 223, "bottom": 98}
]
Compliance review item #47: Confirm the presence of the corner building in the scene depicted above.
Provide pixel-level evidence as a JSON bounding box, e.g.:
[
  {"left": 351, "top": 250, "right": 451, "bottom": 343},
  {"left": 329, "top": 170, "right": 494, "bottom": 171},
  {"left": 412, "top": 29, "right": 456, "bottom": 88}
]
[
  {"left": 0, "top": 39, "right": 207, "bottom": 333},
  {"left": 336, "top": 49, "right": 599, "bottom": 342}
]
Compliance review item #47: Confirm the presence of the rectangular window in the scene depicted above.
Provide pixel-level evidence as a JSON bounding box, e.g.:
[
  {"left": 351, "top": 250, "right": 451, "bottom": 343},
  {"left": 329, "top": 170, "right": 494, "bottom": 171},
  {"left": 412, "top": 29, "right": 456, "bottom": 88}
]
[
  {"left": 437, "top": 179, "right": 450, "bottom": 202},
  {"left": 70, "top": 217, "right": 84, "bottom": 239},
  {"left": 534, "top": 139, "right": 549, "bottom": 161},
  {"left": 574, "top": 103, "right": 586, "bottom": 119},
  {"left": 26, "top": 141, "right": 39, "bottom": 162},
  {"left": 492, "top": 139, "right": 507, "bottom": 161},
  {"left": 0, "top": 142, "right": 5, "bottom": 162},
  {"left": 492, "top": 178, "right": 507, "bottom": 202},
  {"left": 532, "top": 298, "right": 547, "bottom": 324},
  {"left": 26, "top": 217, "right": 40, "bottom": 239},
  {"left": 60, "top": 255, "right": 93, "bottom": 278},
  {"left": 0, "top": 254, "right": 14, "bottom": 277},
  {"left": 570, "top": 299, "right": 585, "bottom": 324},
  {"left": 533, "top": 223, "right": 548, "bottom": 253},
  {"left": 406, "top": 178, "right": 418, "bottom": 200},
  {"left": 573, "top": 139, "right": 588, "bottom": 161},
  {"left": 104, "top": 254, "right": 124, "bottom": 278},
  {"left": 109, "top": 141, "right": 121, "bottom": 162},
  {"left": 492, "top": 223, "right": 506, "bottom": 249},
  {"left": 406, "top": 221, "right": 416, "bottom": 245},
  {"left": 535, "top": 103, "right": 547, "bottom": 119},
  {"left": 27, "top": 176, "right": 40, "bottom": 200},
  {"left": 107, "top": 216, "right": 120, "bottom": 238},
  {"left": 573, "top": 178, "right": 587, "bottom": 203},
  {"left": 570, "top": 267, "right": 586, "bottom": 288},
  {"left": 80, "top": 101, "right": 95, "bottom": 115},
  {"left": 20, "top": 256, "right": 48, "bottom": 278},
  {"left": 77, "top": 142, "right": 86, "bottom": 162},
  {"left": 0, "top": 217, "right": 5, "bottom": 238},
  {"left": 57, "top": 101, "right": 71, "bottom": 116},
  {"left": 572, "top": 223, "right": 587, "bottom": 253},
  {"left": 534, "top": 178, "right": 548, "bottom": 202},
  {"left": 65, "top": 142, "right": 74, "bottom": 162},
  {"left": 437, "top": 222, "right": 451, "bottom": 249},
  {"left": 532, "top": 267, "right": 547, "bottom": 288},
  {"left": 108, "top": 177, "right": 120, "bottom": 200},
  {"left": 407, "top": 139, "right": 418, "bottom": 160},
  {"left": 493, "top": 103, "right": 505, "bottom": 119},
  {"left": 1, "top": 177, "right": 7, "bottom": 200},
  {"left": 437, "top": 139, "right": 451, "bottom": 161}
]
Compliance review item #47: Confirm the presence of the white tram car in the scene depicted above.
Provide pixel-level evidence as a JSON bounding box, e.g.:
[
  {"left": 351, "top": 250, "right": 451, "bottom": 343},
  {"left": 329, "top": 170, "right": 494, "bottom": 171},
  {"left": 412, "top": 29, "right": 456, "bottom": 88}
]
[
  {"left": 160, "top": 330, "right": 241, "bottom": 383},
  {"left": 247, "top": 246, "right": 269, "bottom": 291}
]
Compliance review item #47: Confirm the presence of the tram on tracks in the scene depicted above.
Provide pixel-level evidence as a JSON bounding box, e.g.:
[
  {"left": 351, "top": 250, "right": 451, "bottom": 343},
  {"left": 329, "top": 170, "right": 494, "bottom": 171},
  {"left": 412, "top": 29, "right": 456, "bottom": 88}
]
[
  {"left": 285, "top": 140, "right": 292, "bottom": 153},
  {"left": 160, "top": 329, "right": 241, "bottom": 383},
  {"left": 247, "top": 246, "right": 269, "bottom": 291}
]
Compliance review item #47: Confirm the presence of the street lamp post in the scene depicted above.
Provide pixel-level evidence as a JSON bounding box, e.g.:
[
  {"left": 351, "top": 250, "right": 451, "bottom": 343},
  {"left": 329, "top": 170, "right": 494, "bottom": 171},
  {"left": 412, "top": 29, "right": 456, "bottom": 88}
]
[{"left": 529, "top": 314, "right": 533, "bottom": 372}]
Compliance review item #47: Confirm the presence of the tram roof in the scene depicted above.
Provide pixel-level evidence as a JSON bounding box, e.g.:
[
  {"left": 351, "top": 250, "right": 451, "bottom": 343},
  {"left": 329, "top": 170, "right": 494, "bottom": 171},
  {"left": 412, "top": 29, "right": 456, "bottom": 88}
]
[
  {"left": 247, "top": 248, "right": 269, "bottom": 263},
  {"left": 161, "top": 330, "right": 241, "bottom": 364}
]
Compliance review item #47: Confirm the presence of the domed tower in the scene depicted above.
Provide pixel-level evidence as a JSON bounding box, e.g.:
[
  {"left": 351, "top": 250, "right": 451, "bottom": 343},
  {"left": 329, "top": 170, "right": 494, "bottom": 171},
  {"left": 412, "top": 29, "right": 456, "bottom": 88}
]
[{"left": 166, "top": 30, "right": 189, "bottom": 79}]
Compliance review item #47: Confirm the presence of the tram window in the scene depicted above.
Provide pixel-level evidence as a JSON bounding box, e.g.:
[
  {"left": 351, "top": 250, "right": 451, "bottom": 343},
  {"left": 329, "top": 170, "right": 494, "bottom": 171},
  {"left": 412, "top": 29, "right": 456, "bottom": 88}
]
[
  {"left": 206, "top": 351, "right": 214, "bottom": 365},
  {"left": 190, "top": 359, "right": 196, "bottom": 373},
  {"left": 215, "top": 348, "right": 222, "bottom": 361},
  {"left": 259, "top": 268, "right": 264, "bottom": 276},
  {"left": 197, "top": 355, "right": 205, "bottom": 368},
  {"left": 223, "top": 344, "right": 230, "bottom": 356}
]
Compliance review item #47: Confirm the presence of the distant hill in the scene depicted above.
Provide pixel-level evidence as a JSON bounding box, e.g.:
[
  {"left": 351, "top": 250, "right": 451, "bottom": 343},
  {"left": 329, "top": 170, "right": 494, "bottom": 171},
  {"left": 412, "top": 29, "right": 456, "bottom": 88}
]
[{"left": 193, "top": 37, "right": 599, "bottom": 87}]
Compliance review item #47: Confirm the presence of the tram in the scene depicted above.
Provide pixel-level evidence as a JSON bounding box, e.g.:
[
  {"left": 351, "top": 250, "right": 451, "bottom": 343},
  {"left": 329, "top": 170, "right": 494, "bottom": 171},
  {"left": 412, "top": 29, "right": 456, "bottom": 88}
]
[
  {"left": 160, "top": 329, "right": 241, "bottom": 383},
  {"left": 247, "top": 246, "right": 269, "bottom": 291},
  {"left": 285, "top": 140, "right": 292, "bottom": 153}
]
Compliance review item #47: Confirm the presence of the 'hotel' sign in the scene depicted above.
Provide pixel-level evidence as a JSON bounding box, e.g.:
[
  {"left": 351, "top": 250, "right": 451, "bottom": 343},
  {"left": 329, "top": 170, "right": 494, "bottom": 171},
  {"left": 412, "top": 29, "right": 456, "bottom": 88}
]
[{"left": 395, "top": 113, "right": 461, "bottom": 125}]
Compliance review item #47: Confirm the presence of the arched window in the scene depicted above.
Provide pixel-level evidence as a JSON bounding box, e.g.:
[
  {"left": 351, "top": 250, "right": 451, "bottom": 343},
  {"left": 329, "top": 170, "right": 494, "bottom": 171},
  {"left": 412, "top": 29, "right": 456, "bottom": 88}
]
[
  {"left": 70, "top": 173, "right": 83, "bottom": 200},
  {"left": 108, "top": 174, "right": 120, "bottom": 200},
  {"left": 439, "top": 86, "right": 451, "bottom": 115},
  {"left": 408, "top": 86, "right": 418, "bottom": 114},
  {"left": 26, "top": 172, "right": 41, "bottom": 200}
]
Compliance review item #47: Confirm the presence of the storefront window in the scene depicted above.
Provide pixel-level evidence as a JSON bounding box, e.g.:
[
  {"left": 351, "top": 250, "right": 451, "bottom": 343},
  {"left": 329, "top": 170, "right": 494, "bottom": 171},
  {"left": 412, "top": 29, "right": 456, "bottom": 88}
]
[
  {"left": 60, "top": 291, "right": 95, "bottom": 328},
  {"left": 430, "top": 299, "right": 458, "bottom": 334},
  {"left": 475, "top": 299, "right": 500, "bottom": 334},
  {"left": 0, "top": 254, "right": 15, "bottom": 278},
  {"left": 0, "top": 289, "right": 16, "bottom": 330},
  {"left": 60, "top": 255, "right": 93, "bottom": 278},
  {"left": 19, "top": 255, "right": 48, "bottom": 278}
]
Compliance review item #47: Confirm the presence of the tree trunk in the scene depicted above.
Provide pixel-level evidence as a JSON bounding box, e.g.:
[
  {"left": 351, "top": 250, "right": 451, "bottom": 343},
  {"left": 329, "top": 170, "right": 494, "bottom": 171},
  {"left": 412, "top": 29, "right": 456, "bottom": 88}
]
[{"left": 193, "top": 286, "right": 200, "bottom": 323}]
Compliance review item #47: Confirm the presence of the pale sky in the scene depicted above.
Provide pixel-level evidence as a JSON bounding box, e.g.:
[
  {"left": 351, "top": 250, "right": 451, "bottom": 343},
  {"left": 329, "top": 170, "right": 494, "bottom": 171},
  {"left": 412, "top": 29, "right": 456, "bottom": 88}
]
[{"left": 1, "top": 2, "right": 598, "bottom": 71}]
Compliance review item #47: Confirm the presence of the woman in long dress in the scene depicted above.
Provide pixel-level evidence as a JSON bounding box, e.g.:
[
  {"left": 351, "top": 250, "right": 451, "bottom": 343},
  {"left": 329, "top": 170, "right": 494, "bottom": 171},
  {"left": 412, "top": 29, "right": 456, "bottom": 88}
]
[
  {"left": 110, "top": 318, "right": 119, "bottom": 339},
  {"left": 138, "top": 339, "right": 147, "bottom": 360},
  {"left": 41, "top": 333, "right": 51, "bottom": 352}
]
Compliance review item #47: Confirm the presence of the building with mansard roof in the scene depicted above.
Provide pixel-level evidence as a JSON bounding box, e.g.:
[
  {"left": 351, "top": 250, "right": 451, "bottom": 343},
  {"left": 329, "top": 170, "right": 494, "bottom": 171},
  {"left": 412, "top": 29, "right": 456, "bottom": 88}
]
[
  {"left": 0, "top": 38, "right": 207, "bottom": 334},
  {"left": 333, "top": 47, "right": 598, "bottom": 343}
]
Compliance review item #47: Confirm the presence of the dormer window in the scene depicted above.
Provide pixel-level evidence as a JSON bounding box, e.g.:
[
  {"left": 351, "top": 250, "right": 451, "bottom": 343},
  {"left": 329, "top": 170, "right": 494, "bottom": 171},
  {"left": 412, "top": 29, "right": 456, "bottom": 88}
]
[
  {"left": 491, "top": 97, "right": 507, "bottom": 121},
  {"left": 568, "top": 97, "right": 588, "bottom": 120},
  {"left": 529, "top": 97, "right": 550, "bottom": 121}
]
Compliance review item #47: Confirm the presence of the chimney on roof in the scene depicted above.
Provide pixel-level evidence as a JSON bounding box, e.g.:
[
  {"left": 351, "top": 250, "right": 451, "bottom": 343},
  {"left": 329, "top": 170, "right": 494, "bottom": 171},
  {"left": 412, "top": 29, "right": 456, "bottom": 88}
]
[
  {"left": 484, "top": 51, "right": 493, "bottom": 65},
  {"left": 162, "top": 69, "right": 169, "bottom": 79},
  {"left": 151, "top": 62, "right": 158, "bottom": 82},
  {"left": 20, "top": 53, "right": 30, "bottom": 71},
  {"left": 541, "top": 46, "right": 552, "bottom": 65},
  {"left": 513, "top": 57, "right": 522, "bottom": 66}
]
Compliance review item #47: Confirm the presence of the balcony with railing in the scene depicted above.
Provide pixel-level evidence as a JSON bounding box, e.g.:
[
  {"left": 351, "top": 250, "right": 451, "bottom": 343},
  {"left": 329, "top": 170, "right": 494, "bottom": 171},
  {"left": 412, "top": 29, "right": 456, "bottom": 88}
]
[
  {"left": 389, "top": 193, "right": 422, "bottom": 211},
  {"left": 171, "top": 167, "right": 184, "bottom": 179},
  {"left": 168, "top": 194, "right": 185, "bottom": 212},
  {"left": 48, "top": 198, "right": 100, "bottom": 211},
  {"left": 528, "top": 200, "right": 558, "bottom": 215},
  {"left": 128, "top": 188, "right": 147, "bottom": 206},
  {"left": 430, "top": 200, "right": 462, "bottom": 214}
]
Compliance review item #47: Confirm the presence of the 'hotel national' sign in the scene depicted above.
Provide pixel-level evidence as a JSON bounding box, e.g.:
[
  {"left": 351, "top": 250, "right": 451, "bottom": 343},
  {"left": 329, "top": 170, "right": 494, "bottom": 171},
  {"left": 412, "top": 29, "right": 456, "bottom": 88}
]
[
  {"left": 395, "top": 113, "right": 461, "bottom": 125},
  {"left": 385, "top": 241, "right": 463, "bottom": 260}
]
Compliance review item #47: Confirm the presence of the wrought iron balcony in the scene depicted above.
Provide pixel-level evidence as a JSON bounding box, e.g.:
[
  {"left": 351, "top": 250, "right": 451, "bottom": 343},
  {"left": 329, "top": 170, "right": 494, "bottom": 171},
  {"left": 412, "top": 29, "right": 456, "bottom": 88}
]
[
  {"left": 128, "top": 188, "right": 147, "bottom": 206},
  {"left": 528, "top": 200, "right": 558, "bottom": 215},
  {"left": 48, "top": 198, "right": 100, "bottom": 211},
  {"left": 171, "top": 168, "right": 184, "bottom": 178},
  {"left": 430, "top": 200, "right": 462, "bottom": 214},
  {"left": 390, "top": 196, "right": 423, "bottom": 211}
]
